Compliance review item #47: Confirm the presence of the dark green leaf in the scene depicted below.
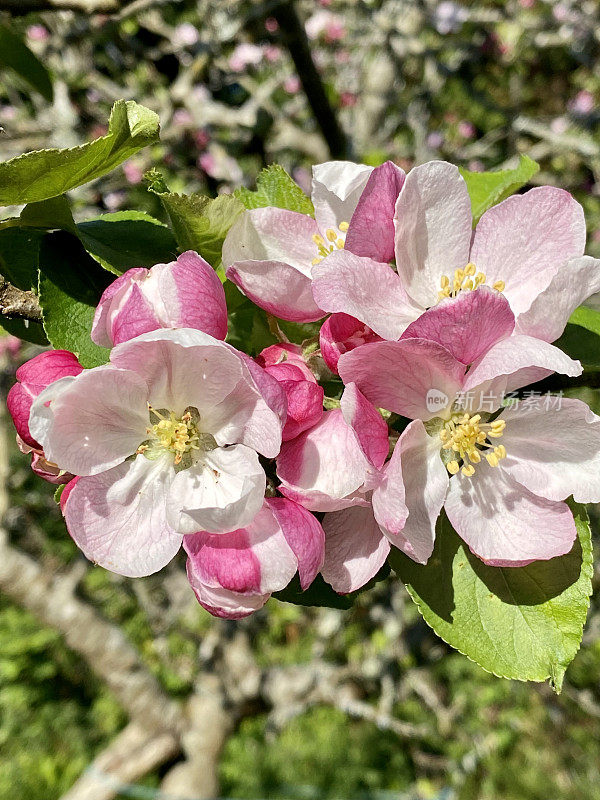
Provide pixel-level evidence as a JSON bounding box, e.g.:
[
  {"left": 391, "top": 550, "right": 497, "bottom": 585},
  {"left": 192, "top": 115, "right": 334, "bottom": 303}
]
[
  {"left": 0, "top": 227, "right": 43, "bottom": 291},
  {"left": 235, "top": 164, "right": 314, "bottom": 215},
  {"left": 224, "top": 280, "right": 276, "bottom": 355},
  {"left": 390, "top": 506, "right": 592, "bottom": 691},
  {"left": 19, "top": 195, "right": 77, "bottom": 234},
  {"left": 0, "top": 100, "right": 160, "bottom": 206},
  {"left": 460, "top": 155, "right": 540, "bottom": 225},
  {"left": 0, "top": 316, "right": 48, "bottom": 346},
  {"left": 555, "top": 322, "right": 600, "bottom": 372},
  {"left": 274, "top": 564, "right": 391, "bottom": 610},
  {"left": 77, "top": 211, "right": 178, "bottom": 275},
  {"left": 0, "top": 23, "right": 53, "bottom": 102},
  {"left": 38, "top": 232, "right": 112, "bottom": 368}
]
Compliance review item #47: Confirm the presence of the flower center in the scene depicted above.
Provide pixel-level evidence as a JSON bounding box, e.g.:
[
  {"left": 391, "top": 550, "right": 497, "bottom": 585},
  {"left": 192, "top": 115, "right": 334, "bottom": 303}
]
[
  {"left": 311, "top": 221, "right": 349, "bottom": 266},
  {"left": 137, "top": 405, "right": 217, "bottom": 468},
  {"left": 437, "top": 262, "right": 505, "bottom": 301},
  {"left": 440, "top": 411, "right": 507, "bottom": 477}
]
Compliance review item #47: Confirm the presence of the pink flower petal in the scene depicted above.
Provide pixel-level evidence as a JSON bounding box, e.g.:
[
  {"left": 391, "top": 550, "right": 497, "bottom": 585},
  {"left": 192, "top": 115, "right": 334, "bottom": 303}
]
[
  {"left": 312, "top": 250, "right": 419, "bottom": 339},
  {"left": 168, "top": 444, "right": 266, "bottom": 534},
  {"left": 62, "top": 455, "right": 183, "bottom": 577},
  {"left": 373, "top": 420, "right": 448, "bottom": 563},
  {"left": 470, "top": 186, "right": 586, "bottom": 317},
  {"left": 340, "top": 382, "right": 389, "bottom": 469},
  {"left": 394, "top": 161, "right": 473, "bottom": 308},
  {"left": 516, "top": 256, "right": 600, "bottom": 342},
  {"left": 277, "top": 409, "right": 371, "bottom": 511},
  {"left": 29, "top": 366, "right": 149, "bottom": 477},
  {"left": 311, "top": 161, "right": 373, "bottom": 231},
  {"left": 463, "top": 334, "right": 582, "bottom": 410},
  {"left": 223, "top": 207, "right": 319, "bottom": 276},
  {"left": 338, "top": 339, "right": 464, "bottom": 420},
  {"left": 163, "top": 250, "right": 227, "bottom": 339},
  {"left": 319, "top": 313, "right": 382, "bottom": 374},
  {"left": 227, "top": 260, "right": 324, "bottom": 322},
  {"left": 401, "top": 286, "right": 515, "bottom": 365},
  {"left": 267, "top": 497, "right": 325, "bottom": 588},
  {"left": 499, "top": 398, "right": 600, "bottom": 503},
  {"left": 278, "top": 379, "right": 324, "bottom": 441},
  {"left": 345, "top": 161, "right": 406, "bottom": 262},
  {"left": 444, "top": 461, "right": 577, "bottom": 566},
  {"left": 7, "top": 350, "right": 83, "bottom": 448},
  {"left": 321, "top": 505, "right": 390, "bottom": 593}
]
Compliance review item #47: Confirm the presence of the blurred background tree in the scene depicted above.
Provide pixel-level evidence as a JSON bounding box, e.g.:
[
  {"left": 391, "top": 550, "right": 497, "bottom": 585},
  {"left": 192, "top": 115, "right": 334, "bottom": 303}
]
[{"left": 1, "top": 1, "right": 600, "bottom": 799}]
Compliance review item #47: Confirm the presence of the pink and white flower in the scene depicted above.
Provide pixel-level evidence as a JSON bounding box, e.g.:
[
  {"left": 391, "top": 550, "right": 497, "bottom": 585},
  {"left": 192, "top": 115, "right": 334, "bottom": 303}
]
[
  {"left": 91, "top": 251, "right": 227, "bottom": 347},
  {"left": 32, "top": 329, "right": 286, "bottom": 577},
  {"left": 184, "top": 497, "right": 325, "bottom": 618},
  {"left": 7, "top": 350, "right": 83, "bottom": 483},
  {"left": 255, "top": 343, "right": 324, "bottom": 441},
  {"left": 312, "top": 161, "right": 600, "bottom": 360},
  {"left": 321, "top": 331, "right": 598, "bottom": 590},
  {"left": 223, "top": 161, "right": 405, "bottom": 323}
]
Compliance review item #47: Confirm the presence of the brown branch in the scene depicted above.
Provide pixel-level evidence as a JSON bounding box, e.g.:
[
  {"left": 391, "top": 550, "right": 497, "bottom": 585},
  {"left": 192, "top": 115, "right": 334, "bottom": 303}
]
[
  {"left": 0, "top": 278, "right": 43, "bottom": 323},
  {"left": 0, "top": 0, "right": 126, "bottom": 13},
  {"left": 269, "top": 0, "right": 350, "bottom": 159},
  {"left": 60, "top": 722, "right": 180, "bottom": 800}
]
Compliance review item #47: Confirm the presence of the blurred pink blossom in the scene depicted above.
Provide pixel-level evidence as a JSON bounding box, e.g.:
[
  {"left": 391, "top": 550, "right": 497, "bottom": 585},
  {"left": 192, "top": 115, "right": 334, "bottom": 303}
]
[
  {"left": 305, "top": 10, "right": 345, "bottom": 42},
  {"left": 27, "top": 24, "right": 49, "bottom": 41},
  {"left": 173, "top": 23, "right": 199, "bottom": 46},
  {"left": 123, "top": 161, "right": 143, "bottom": 184},
  {"left": 265, "top": 16, "right": 279, "bottom": 33},
  {"left": 458, "top": 121, "right": 476, "bottom": 139},
  {"left": 103, "top": 191, "right": 126, "bottom": 211},
  {"left": 229, "top": 43, "right": 264, "bottom": 72},
  {"left": 283, "top": 75, "right": 301, "bottom": 94},
  {"left": 264, "top": 45, "right": 282, "bottom": 63},
  {"left": 569, "top": 90, "right": 594, "bottom": 115},
  {"left": 426, "top": 131, "right": 444, "bottom": 149},
  {"left": 199, "top": 145, "right": 243, "bottom": 183},
  {"left": 173, "top": 108, "right": 193, "bottom": 126},
  {"left": 550, "top": 116, "right": 569, "bottom": 134},
  {"left": 340, "top": 92, "right": 357, "bottom": 108},
  {"left": 433, "top": 1, "right": 467, "bottom": 34},
  {"left": 0, "top": 335, "right": 21, "bottom": 361}
]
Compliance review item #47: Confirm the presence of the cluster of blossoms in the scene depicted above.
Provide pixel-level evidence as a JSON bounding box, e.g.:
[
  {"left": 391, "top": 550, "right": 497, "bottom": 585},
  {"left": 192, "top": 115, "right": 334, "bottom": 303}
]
[{"left": 8, "top": 160, "right": 600, "bottom": 617}]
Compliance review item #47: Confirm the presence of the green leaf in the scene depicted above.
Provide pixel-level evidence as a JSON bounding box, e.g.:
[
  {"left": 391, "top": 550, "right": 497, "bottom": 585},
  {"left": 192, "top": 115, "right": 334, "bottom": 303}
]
[
  {"left": 19, "top": 195, "right": 77, "bottom": 235},
  {"left": 568, "top": 305, "right": 600, "bottom": 337},
  {"left": 273, "top": 574, "right": 355, "bottom": 609},
  {"left": 0, "top": 100, "right": 160, "bottom": 206},
  {"left": 77, "top": 211, "right": 178, "bottom": 275},
  {"left": 555, "top": 322, "right": 600, "bottom": 372},
  {"left": 0, "top": 24, "right": 53, "bottom": 102},
  {"left": 459, "top": 155, "right": 539, "bottom": 225},
  {"left": 235, "top": 164, "right": 314, "bottom": 215},
  {"left": 0, "top": 316, "right": 48, "bottom": 346},
  {"left": 224, "top": 280, "right": 276, "bottom": 355},
  {"left": 0, "top": 227, "right": 44, "bottom": 291},
  {"left": 390, "top": 505, "right": 592, "bottom": 691},
  {"left": 274, "top": 564, "right": 391, "bottom": 610},
  {"left": 38, "top": 232, "right": 112, "bottom": 368},
  {"left": 146, "top": 171, "right": 244, "bottom": 272}
]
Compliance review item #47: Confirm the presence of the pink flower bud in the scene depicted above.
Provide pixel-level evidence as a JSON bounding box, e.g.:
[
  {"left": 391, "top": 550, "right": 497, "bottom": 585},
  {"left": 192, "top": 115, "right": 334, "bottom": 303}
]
[
  {"left": 319, "top": 313, "right": 382, "bottom": 374},
  {"left": 7, "top": 350, "right": 83, "bottom": 483},
  {"left": 91, "top": 251, "right": 227, "bottom": 347},
  {"left": 256, "top": 344, "right": 323, "bottom": 441}
]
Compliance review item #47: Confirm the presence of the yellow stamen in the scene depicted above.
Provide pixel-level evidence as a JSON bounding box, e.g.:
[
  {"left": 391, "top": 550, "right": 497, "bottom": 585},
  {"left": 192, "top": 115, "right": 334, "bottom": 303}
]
[
  {"left": 440, "top": 410, "right": 508, "bottom": 478},
  {"left": 325, "top": 228, "right": 338, "bottom": 242},
  {"left": 493, "top": 280, "right": 505, "bottom": 292},
  {"left": 338, "top": 221, "right": 349, "bottom": 232},
  {"left": 436, "top": 264, "right": 505, "bottom": 303}
]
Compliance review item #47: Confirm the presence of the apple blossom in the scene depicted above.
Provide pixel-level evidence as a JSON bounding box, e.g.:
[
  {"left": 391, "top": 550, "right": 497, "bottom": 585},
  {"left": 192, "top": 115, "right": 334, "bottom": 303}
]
[
  {"left": 223, "top": 160, "right": 405, "bottom": 322},
  {"left": 184, "top": 497, "right": 325, "bottom": 618},
  {"left": 255, "top": 343, "right": 323, "bottom": 440},
  {"left": 7, "top": 349, "right": 83, "bottom": 483},
  {"left": 321, "top": 329, "right": 599, "bottom": 591},
  {"left": 33, "top": 328, "right": 286, "bottom": 577},
  {"left": 91, "top": 250, "right": 227, "bottom": 347},
  {"left": 312, "top": 160, "right": 600, "bottom": 362}
]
